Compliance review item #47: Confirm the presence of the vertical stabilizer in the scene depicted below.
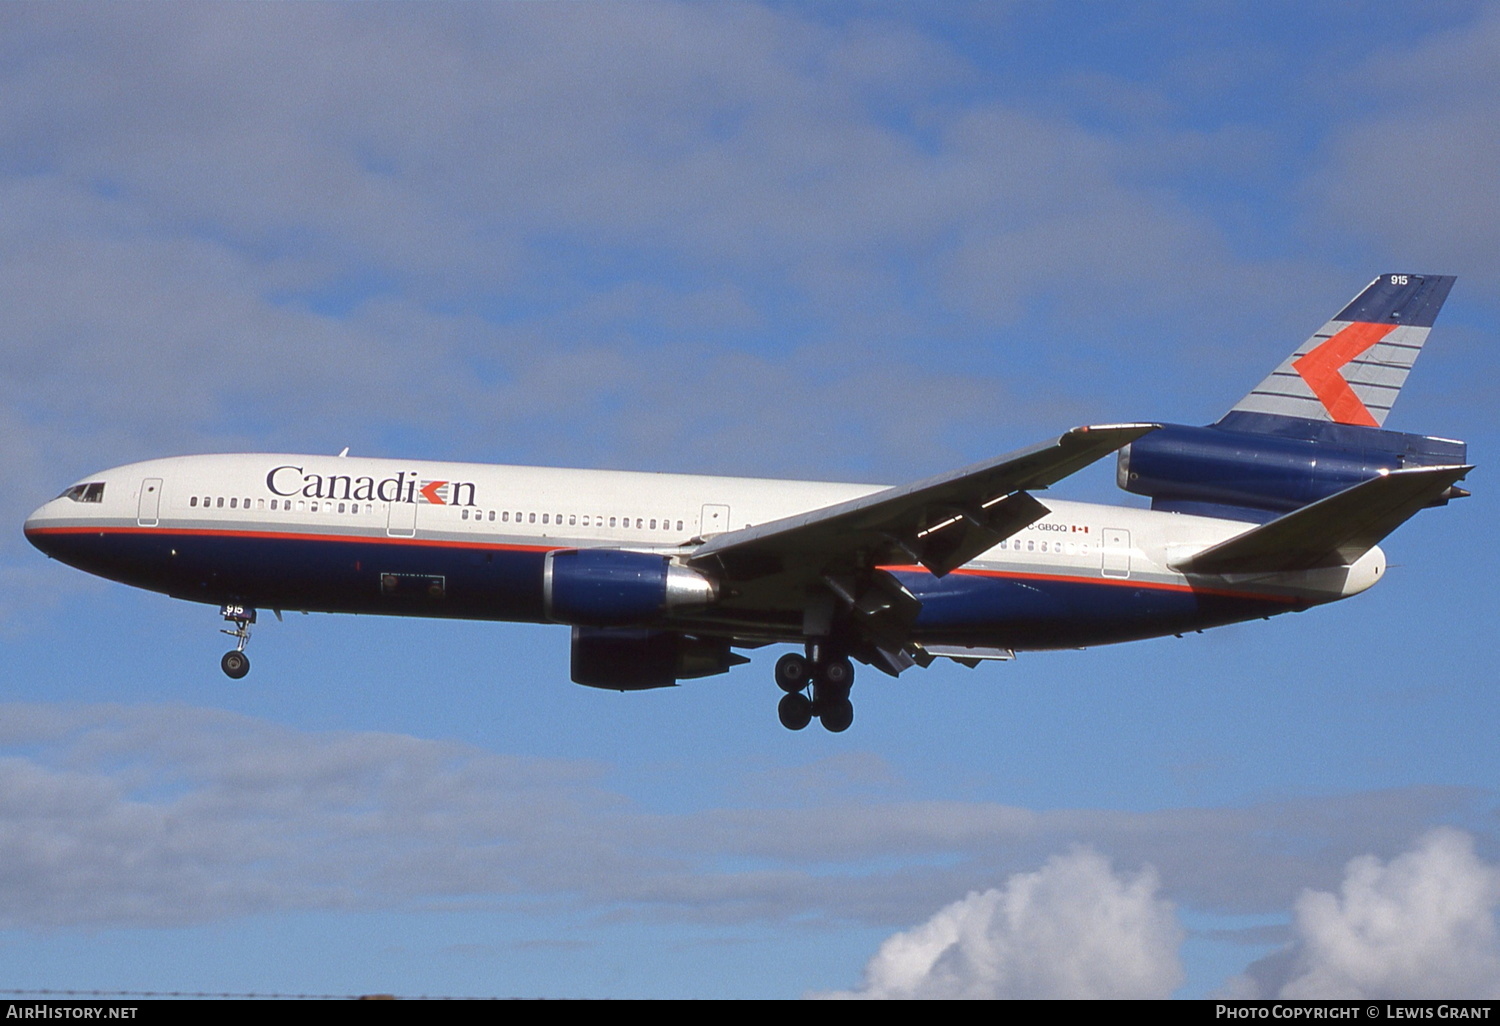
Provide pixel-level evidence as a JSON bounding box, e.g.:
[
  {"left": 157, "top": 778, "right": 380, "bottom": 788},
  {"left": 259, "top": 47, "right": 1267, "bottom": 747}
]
[{"left": 1228, "top": 273, "right": 1455, "bottom": 427}]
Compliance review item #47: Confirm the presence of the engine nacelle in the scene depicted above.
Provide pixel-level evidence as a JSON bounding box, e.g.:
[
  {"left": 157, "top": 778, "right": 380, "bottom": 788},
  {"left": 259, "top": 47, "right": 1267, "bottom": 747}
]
[
  {"left": 1118, "top": 414, "right": 1466, "bottom": 517},
  {"left": 543, "top": 548, "right": 716, "bottom": 627},
  {"left": 570, "top": 628, "right": 747, "bottom": 690}
]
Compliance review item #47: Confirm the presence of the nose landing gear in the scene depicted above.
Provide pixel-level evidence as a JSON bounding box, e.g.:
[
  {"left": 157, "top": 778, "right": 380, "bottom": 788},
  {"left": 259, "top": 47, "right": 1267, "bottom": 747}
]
[
  {"left": 773, "top": 648, "right": 855, "bottom": 733},
  {"left": 221, "top": 649, "right": 249, "bottom": 679},
  {"left": 219, "top": 604, "right": 256, "bottom": 679}
]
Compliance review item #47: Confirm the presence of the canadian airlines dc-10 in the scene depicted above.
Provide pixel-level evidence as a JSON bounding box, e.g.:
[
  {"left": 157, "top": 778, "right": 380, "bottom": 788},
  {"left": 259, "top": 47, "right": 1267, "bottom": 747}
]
[{"left": 25, "top": 275, "right": 1472, "bottom": 732}]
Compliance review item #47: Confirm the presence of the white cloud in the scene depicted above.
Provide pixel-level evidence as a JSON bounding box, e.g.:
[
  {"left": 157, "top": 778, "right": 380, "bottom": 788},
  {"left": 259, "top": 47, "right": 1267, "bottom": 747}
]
[
  {"left": 1228, "top": 829, "right": 1500, "bottom": 999},
  {"left": 0, "top": 703, "right": 1485, "bottom": 937},
  {"left": 817, "top": 849, "right": 1184, "bottom": 999}
]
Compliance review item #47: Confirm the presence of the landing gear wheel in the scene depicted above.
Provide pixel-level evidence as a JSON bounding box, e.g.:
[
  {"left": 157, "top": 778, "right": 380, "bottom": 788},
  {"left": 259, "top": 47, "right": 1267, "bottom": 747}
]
[
  {"left": 820, "top": 698, "right": 854, "bottom": 733},
  {"left": 218, "top": 605, "right": 256, "bottom": 680},
  {"left": 221, "top": 650, "right": 250, "bottom": 680},
  {"left": 774, "top": 653, "right": 810, "bottom": 693},
  {"left": 818, "top": 656, "right": 854, "bottom": 689},
  {"left": 778, "top": 692, "right": 813, "bottom": 731}
]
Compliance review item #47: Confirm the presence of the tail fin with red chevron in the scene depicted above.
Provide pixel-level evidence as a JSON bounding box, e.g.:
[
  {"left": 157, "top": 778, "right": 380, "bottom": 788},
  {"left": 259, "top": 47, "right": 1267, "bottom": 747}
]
[
  {"left": 1226, "top": 273, "right": 1456, "bottom": 428},
  {"left": 1116, "top": 273, "right": 1468, "bottom": 522}
]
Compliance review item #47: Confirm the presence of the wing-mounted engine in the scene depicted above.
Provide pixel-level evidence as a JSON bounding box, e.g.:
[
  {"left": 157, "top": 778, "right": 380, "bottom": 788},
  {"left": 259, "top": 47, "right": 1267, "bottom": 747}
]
[
  {"left": 1118, "top": 414, "right": 1467, "bottom": 520},
  {"left": 570, "top": 627, "right": 748, "bottom": 690},
  {"left": 543, "top": 548, "right": 717, "bottom": 627}
]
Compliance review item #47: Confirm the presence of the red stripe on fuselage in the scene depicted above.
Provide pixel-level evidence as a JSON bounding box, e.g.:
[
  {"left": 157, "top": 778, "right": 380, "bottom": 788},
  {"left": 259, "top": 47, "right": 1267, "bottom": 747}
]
[
  {"left": 885, "top": 564, "right": 1302, "bottom": 605},
  {"left": 888, "top": 564, "right": 1302, "bottom": 606},
  {"left": 27, "top": 525, "right": 1307, "bottom": 606}
]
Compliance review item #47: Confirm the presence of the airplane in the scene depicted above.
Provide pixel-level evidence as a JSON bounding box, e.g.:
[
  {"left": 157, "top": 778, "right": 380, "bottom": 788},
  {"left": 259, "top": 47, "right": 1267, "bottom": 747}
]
[{"left": 24, "top": 274, "right": 1471, "bottom": 733}]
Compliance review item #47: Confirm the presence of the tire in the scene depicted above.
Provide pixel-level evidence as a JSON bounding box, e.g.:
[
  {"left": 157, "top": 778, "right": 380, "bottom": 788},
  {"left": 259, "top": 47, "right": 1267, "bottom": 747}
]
[
  {"left": 777, "top": 692, "right": 813, "bottom": 731},
  {"left": 221, "top": 650, "right": 250, "bottom": 680},
  {"left": 774, "top": 652, "right": 810, "bottom": 693},
  {"left": 819, "top": 656, "right": 854, "bottom": 689},
  {"left": 820, "top": 698, "right": 854, "bottom": 733}
]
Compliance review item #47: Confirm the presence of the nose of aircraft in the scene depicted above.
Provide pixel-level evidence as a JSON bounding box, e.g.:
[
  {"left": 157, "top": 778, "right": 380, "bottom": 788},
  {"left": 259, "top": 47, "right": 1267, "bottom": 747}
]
[
  {"left": 24, "top": 498, "right": 61, "bottom": 556},
  {"left": 25, "top": 475, "right": 113, "bottom": 559}
]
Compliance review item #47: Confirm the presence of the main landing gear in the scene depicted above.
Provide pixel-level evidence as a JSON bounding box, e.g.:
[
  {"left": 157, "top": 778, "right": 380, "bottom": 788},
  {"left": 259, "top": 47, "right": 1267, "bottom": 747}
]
[
  {"left": 219, "top": 603, "right": 256, "bottom": 679},
  {"left": 774, "top": 647, "right": 855, "bottom": 733}
]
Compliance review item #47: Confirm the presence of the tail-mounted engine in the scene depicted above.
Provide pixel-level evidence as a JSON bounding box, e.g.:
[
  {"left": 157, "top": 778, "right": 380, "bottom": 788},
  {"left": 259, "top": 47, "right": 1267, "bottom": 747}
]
[{"left": 1118, "top": 412, "right": 1467, "bottom": 519}]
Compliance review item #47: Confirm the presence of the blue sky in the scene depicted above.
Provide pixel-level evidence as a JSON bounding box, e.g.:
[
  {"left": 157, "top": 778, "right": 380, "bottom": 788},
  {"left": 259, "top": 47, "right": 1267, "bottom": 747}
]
[{"left": 2, "top": 1, "right": 1498, "bottom": 999}]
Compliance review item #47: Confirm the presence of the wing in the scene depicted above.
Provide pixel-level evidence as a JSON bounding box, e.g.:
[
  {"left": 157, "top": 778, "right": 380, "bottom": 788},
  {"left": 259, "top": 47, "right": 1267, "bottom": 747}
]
[
  {"left": 687, "top": 424, "right": 1156, "bottom": 671},
  {"left": 692, "top": 423, "right": 1155, "bottom": 580}
]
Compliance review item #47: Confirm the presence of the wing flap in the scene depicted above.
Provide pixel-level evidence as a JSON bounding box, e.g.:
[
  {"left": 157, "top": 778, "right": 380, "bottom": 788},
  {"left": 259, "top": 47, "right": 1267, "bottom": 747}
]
[
  {"left": 1172, "top": 464, "right": 1471, "bottom": 574},
  {"left": 919, "top": 643, "right": 1016, "bottom": 667},
  {"left": 912, "top": 490, "right": 1052, "bottom": 577}
]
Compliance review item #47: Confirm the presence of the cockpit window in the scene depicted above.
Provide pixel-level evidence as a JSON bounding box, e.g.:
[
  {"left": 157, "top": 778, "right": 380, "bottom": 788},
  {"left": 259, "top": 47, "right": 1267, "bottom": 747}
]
[{"left": 60, "top": 482, "right": 106, "bottom": 503}]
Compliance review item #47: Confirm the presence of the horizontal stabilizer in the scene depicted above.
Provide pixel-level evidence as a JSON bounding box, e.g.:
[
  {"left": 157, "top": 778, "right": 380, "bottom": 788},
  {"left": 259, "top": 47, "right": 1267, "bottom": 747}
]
[{"left": 1172, "top": 464, "right": 1471, "bottom": 574}]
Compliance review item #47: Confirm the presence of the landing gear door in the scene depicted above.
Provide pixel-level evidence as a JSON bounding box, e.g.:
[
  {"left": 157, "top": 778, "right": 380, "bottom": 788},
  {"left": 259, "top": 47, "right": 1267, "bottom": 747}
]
[
  {"left": 137, "top": 478, "right": 162, "bottom": 527},
  {"left": 700, "top": 504, "right": 730, "bottom": 538},
  {"left": 386, "top": 500, "right": 416, "bottom": 538},
  {"left": 1102, "top": 528, "right": 1131, "bottom": 579}
]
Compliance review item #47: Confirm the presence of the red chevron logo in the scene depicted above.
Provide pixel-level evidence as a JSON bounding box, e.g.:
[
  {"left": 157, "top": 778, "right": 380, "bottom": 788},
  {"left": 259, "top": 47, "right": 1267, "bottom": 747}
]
[{"left": 1291, "top": 321, "right": 1396, "bottom": 427}]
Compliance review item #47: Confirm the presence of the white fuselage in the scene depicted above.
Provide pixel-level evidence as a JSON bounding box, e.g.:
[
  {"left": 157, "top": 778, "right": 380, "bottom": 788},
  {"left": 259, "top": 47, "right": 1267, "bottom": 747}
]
[{"left": 25, "top": 452, "right": 1383, "bottom": 653}]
